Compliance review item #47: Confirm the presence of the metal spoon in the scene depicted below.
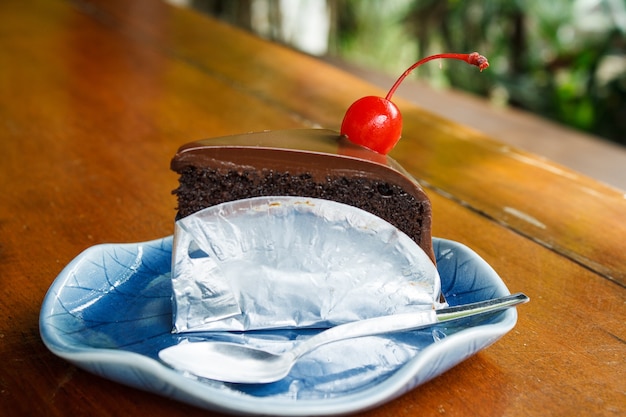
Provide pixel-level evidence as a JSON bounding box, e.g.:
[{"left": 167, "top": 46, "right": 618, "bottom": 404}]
[{"left": 159, "top": 292, "right": 528, "bottom": 384}]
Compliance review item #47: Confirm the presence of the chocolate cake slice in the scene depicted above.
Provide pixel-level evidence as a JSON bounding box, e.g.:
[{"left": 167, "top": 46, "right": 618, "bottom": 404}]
[{"left": 171, "top": 129, "right": 434, "bottom": 263}]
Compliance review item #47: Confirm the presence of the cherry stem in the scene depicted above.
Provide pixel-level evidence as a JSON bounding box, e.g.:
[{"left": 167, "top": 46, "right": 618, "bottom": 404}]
[{"left": 384, "top": 52, "right": 489, "bottom": 101}]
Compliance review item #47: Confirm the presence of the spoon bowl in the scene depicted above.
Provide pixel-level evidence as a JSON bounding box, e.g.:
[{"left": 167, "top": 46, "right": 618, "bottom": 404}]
[
  {"left": 159, "top": 293, "right": 529, "bottom": 384},
  {"left": 164, "top": 342, "right": 296, "bottom": 384}
]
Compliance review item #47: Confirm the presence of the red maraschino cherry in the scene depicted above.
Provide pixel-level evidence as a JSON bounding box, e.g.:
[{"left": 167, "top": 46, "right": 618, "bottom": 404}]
[{"left": 340, "top": 52, "right": 489, "bottom": 154}]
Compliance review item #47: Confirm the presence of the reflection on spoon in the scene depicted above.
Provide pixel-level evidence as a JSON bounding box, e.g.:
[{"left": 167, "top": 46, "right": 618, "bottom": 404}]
[{"left": 159, "top": 293, "right": 528, "bottom": 384}]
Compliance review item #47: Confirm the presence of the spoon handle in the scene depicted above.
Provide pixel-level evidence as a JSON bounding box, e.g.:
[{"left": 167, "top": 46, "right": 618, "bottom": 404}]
[{"left": 290, "top": 293, "right": 529, "bottom": 360}]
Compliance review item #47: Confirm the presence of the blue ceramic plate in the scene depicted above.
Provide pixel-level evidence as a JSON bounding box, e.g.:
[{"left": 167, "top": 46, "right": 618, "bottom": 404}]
[{"left": 40, "top": 237, "right": 517, "bottom": 416}]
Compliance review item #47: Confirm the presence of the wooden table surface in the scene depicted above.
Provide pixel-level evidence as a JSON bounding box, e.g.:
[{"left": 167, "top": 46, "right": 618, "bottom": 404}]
[{"left": 1, "top": 0, "right": 624, "bottom": 416}]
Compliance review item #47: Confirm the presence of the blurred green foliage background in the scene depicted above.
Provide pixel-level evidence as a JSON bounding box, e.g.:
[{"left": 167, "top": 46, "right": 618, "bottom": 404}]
[{"left": 188, "top": 0, "right": 626, "bottom": 146}]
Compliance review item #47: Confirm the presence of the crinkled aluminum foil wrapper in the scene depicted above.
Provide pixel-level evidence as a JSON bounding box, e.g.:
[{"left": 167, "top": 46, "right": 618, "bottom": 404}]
[{"left": 171, "top": 196, "right": 442, "bottom": 333}]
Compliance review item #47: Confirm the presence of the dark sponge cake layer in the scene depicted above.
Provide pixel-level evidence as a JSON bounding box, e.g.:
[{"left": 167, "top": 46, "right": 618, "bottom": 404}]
[{"left": 173, "top": 166, "right": 429, "bottom": 251}]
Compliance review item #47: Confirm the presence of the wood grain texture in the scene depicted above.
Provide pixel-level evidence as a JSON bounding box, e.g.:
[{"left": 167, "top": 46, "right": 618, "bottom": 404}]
[{"left": 0, "top": 0, "right": 624, "bottom": 416}]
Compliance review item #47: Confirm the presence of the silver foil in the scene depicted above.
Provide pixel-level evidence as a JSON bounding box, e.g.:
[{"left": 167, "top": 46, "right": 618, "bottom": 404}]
[{"left": 171, "top": 197, "right": 442, "bottom": 333}]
